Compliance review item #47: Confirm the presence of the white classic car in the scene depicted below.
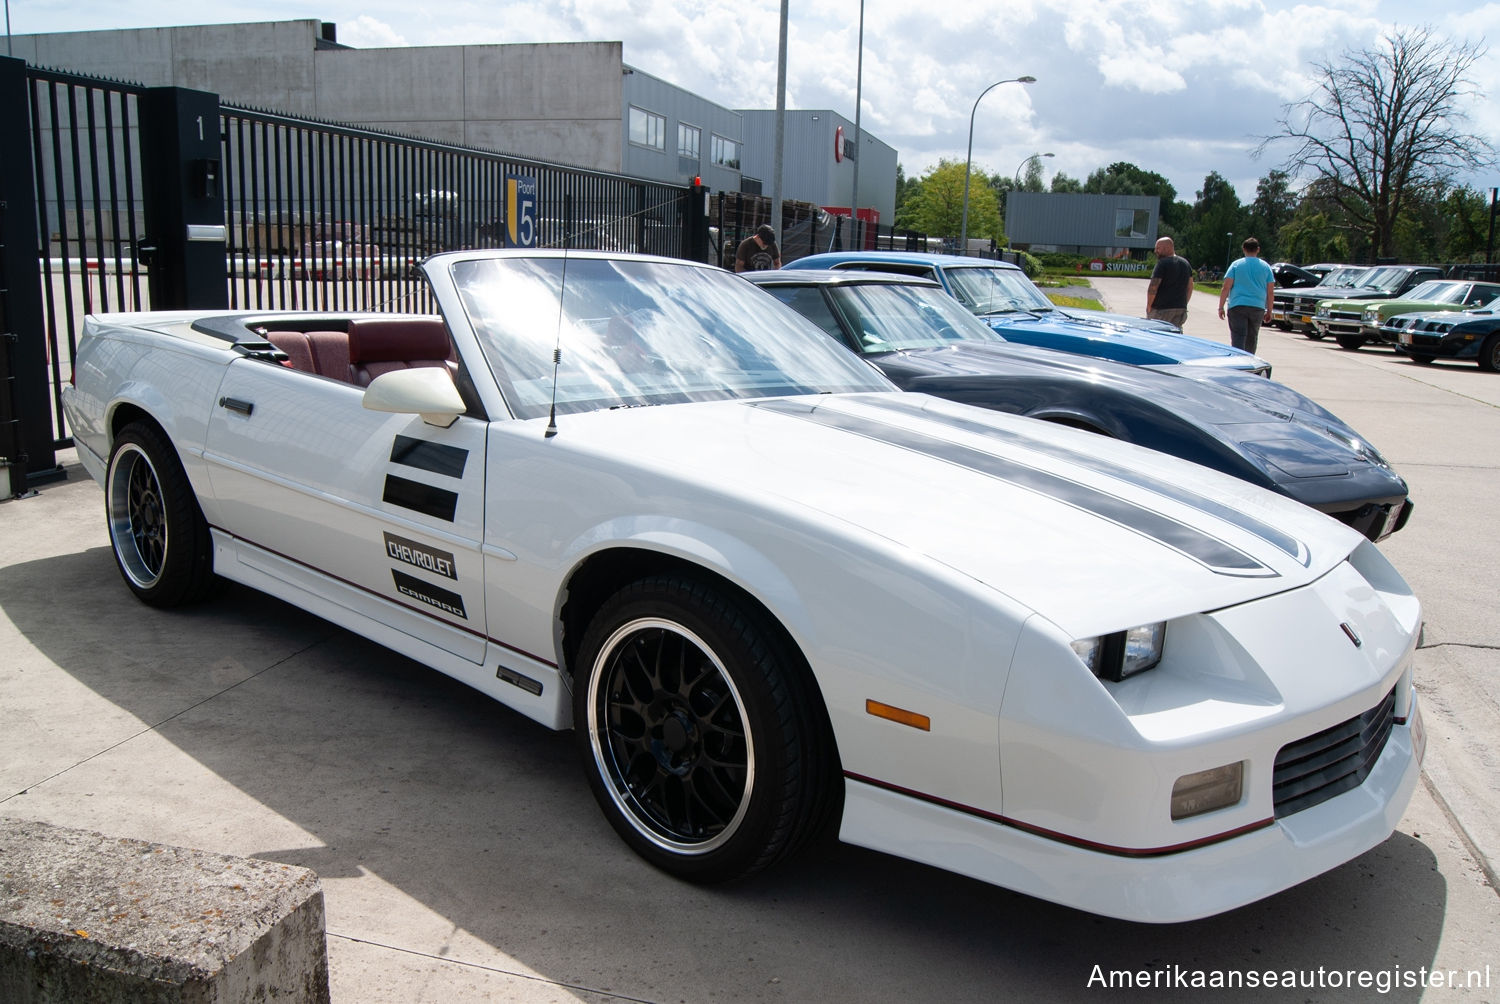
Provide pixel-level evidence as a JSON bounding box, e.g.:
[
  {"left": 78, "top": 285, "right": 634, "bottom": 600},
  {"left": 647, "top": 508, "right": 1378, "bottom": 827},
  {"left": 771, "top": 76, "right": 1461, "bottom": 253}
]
[{"left": 62, "top": 249, "right": 1424, "bottom": 923}]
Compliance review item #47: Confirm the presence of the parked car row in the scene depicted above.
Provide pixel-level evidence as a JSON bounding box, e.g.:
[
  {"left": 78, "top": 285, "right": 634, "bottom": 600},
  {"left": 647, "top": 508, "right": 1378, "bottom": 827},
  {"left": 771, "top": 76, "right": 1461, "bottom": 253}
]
[
  {"left": 62, "top": 248, "right": 1424, "bottom": 924},
  {"left": 1266, "top": 263, "right": 1500, "bottom": 370}
]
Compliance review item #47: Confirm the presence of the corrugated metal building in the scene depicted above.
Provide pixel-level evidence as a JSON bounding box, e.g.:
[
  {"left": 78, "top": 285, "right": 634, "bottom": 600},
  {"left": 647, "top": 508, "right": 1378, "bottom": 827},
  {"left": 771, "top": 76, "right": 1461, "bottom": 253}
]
[
  {"left": 738, "top": 109, "right": 899, "bottom": 224},
  {"left": 1008, "top": 192, "right": 1160, "bottom": 256}
]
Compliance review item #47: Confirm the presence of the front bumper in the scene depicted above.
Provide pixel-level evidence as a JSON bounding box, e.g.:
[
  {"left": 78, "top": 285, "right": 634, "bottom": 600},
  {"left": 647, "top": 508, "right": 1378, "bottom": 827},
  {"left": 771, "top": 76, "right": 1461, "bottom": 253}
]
[
  {"left": 1331, "top": 496, "right": 1413, "bottom": 542},
  {"left": 840, "top": 697, "right": 1423, "bottom": 923}
]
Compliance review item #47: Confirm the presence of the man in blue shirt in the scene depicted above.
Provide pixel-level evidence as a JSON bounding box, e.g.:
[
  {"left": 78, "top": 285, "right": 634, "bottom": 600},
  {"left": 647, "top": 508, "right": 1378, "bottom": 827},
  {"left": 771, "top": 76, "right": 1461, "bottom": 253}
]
[{"left": 1216, "top": 237, "right": 1275, "bottom": 353}]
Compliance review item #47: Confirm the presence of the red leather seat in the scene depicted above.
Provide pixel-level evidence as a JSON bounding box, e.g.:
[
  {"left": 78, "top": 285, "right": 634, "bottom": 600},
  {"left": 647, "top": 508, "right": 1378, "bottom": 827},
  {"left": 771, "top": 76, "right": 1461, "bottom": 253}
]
[
  {"left": 265, "top": 329, "right": 351, "bottom": 380},
  {"left": 347, "top": 317, "right": 452, "bottom": 386}
]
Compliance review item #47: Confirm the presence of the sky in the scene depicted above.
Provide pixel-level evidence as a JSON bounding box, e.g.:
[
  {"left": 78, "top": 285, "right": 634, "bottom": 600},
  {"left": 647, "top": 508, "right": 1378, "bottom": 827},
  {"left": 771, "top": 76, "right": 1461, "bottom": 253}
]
[{"left": 7, "top": 0, "right": 1500, "bottom": 208}]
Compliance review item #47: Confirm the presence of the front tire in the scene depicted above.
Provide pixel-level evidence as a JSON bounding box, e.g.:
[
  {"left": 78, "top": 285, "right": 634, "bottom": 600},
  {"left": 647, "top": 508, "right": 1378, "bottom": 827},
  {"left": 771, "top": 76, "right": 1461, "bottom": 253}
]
[
  {"left": 1336, "top": 334, "right": 1365, "bottom": 351},
  {"left": 573, "top": 575, "right": 836, "bottom": 883},
  {"left": 1304, "top": 329, "right": 1325, "bottom": 341},
  {"left": 1479, "top": 334, "right": 1500, "bottom": 372},
  {"left": 105, "top": 422, "right": 215, "bottom": 607}
]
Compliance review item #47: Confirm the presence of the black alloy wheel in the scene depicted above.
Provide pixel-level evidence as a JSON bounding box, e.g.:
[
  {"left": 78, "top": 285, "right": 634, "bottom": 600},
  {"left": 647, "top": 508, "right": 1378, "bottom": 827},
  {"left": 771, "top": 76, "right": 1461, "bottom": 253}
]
[
  {"left": 105, "top": 423, "right": 215, "bottom": 606},
  {"left": 574, "top": 575, "right": 836, "bottom": 882}
]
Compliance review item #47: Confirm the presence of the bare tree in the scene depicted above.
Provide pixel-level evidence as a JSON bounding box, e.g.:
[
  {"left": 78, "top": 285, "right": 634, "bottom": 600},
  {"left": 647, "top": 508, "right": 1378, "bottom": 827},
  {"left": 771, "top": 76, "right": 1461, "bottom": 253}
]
[{"left": 1262, "top": 26, "right": 1495, "bottom": 259}]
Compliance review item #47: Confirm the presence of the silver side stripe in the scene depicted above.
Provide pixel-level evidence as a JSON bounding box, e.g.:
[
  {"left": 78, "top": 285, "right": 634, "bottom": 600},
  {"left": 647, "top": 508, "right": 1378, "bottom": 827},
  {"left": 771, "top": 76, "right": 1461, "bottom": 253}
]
[{"left": 754, "top": 397, "right": 1280, "bottom": 578}]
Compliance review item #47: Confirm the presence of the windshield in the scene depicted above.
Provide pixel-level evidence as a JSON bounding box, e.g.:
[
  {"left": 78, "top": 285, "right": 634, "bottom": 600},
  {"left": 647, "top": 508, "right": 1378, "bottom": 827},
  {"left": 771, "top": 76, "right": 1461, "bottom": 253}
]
[
  {"left": 827, "top": 282, "right": 1007, "bottom": 352},
  {"left": 1319, "top": 267, "right": 1369, "bottom": 287},
  {"left": 1358, "top": 267, "right": 1409, "bottom": 293},
  {"left": 943, "top": 266, "right": 1053, "bottom": 316},
  {"left": 449, "top": 256, "right": 892, "bottom": 419},
  {"left": 1399, "top": 281, "right": 1467, "bottom": 305}
]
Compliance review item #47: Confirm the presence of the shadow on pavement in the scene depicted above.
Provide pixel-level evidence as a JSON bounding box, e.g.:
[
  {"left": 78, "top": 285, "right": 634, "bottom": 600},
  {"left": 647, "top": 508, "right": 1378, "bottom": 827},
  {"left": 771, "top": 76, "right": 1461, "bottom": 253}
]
[{"left": 1, "top": 541, "right": 1451, "bottom": 1002}]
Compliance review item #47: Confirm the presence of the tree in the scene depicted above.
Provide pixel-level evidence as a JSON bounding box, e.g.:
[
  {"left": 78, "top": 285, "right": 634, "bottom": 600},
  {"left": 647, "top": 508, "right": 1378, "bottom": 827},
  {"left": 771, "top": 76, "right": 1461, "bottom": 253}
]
[
  {"left": 1247, "top": 170, "right": 1298, "bottom": 260},
  {"left": 1049, "top": 172, "right": 1084, "bottom": 194},
  {"left": 1179, "top": 172, "right": 1248, "bottom": 270},
  {"left": 898, "top": 159, "right": 1003, "bottom": 243},
  {"left": 1261, "top": 26, "right": 1496, "bottom": 259}
]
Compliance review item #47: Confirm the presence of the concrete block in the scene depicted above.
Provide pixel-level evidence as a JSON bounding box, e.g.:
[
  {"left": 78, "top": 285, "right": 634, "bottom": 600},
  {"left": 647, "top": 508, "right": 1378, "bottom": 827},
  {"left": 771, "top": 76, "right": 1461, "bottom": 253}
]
[{"left": 0, "top": 818, "right": 329, "bottom": 1004}]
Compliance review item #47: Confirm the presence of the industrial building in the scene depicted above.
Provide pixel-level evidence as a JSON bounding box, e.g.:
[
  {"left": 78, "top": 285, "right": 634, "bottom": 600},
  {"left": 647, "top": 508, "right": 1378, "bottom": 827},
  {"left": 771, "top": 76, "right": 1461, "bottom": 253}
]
[{"left": 9, "top": 18, "right": 898, "bottom": 223}]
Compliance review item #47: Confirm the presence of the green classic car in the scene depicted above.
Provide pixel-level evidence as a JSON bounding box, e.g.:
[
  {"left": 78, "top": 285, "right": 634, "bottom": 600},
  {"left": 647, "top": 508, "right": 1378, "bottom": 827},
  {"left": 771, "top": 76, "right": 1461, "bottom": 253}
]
[{"left": 1314, "top": 279, "right": 1500, "bottom": 350}]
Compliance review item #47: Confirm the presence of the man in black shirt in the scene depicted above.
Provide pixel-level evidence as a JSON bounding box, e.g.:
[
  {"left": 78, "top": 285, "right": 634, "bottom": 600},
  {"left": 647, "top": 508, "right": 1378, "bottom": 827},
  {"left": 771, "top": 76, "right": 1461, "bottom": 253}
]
[
  {"left": 1146, "top": 237, "right": 1192, "bottom": 328},
  {"left": 735, "top": 224, "right": 782, "bottom": 272}
]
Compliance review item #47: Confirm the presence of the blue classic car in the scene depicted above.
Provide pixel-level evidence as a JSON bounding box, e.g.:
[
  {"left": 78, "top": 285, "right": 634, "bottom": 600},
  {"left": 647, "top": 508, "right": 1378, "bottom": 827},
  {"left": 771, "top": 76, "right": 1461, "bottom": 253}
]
[{"left": 783, "top": 251, "right": 1271, "bottom": 375}]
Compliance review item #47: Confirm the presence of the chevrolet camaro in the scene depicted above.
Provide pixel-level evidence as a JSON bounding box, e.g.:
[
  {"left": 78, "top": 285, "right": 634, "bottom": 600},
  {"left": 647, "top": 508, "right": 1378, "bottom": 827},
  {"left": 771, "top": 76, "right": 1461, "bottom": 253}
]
[{"left": 62, "top": 249, "right": 1424, "bottom": 923}]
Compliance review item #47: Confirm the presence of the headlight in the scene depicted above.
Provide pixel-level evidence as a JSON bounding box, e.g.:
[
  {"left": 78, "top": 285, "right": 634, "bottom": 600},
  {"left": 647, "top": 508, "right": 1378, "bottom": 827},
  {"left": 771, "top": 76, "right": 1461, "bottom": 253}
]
[
  {"left": 1363, "top": 307, "right": 1380, "bottom": 321},
  {"left": 1071, "top": 623, "right": 1165, "bottom": 681},
  {"left": 1315, "top": 304, "right": 1330, "bottom": 317}
]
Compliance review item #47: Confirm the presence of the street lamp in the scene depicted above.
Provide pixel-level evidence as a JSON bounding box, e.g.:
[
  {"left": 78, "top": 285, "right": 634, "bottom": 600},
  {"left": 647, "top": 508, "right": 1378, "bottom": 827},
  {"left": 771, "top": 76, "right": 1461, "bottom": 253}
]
[
  {"left": 1012, "top": 151, "right": 1054, "bottom": 189},
  {"left": 1225, "top": 232, "right": 1235, "bottom": 269},
  {"left": 959, "top": 75, "right": 1036, "bottom": 256},
  {"left": 1006, "top": 153, "right": 1052, "bottom": 250}
]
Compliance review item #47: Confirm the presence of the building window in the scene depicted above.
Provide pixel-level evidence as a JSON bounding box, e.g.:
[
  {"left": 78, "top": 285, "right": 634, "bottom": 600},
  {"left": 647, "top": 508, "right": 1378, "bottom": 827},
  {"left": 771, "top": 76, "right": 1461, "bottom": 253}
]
[
  {"left": 678, "top": 123, "right": 701, "bottom": 160},
  {"left": 1114, "top": 208, "right": 1150, "bottom": 239},
  {"left": 629, "top": 106, "right": 666, "bottom": 150},
  {"left": 711, "top": 134, "right": 740, "bottom": 170}
]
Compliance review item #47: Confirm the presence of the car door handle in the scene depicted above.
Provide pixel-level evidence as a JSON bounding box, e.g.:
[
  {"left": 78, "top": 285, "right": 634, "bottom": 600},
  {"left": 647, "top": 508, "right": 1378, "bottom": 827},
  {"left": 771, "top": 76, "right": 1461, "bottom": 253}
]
[{"left": 218, "top": 396, "right": 254, "bottom": 416}]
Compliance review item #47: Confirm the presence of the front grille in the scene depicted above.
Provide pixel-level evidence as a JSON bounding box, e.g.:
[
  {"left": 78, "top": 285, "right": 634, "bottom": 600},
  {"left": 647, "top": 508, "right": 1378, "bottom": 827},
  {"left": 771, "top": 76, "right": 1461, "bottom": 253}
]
[{"left": 1273, "top": 687, "right": 1396, "bottom": 818}]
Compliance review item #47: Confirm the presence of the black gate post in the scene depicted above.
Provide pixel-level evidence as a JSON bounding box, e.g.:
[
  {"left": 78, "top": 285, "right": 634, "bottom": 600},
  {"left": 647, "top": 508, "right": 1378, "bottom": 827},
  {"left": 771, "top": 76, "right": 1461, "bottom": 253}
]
[
  {"left": 139, "top": 86, "right": 228, "bottom": 309},
  {"left": 682, "top": 180, "right": 710, "bottom": 264},
  {"left": 0, "top": 56, "right": 64, "bottom": 496}
]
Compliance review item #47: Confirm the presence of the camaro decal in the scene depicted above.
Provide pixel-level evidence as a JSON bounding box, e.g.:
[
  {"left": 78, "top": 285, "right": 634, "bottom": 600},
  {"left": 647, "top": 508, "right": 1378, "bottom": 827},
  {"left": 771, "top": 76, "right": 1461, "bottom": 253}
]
[
  {"left": 391, "top": 569, "right": 468, "bottom": 619},
  {"left": 755, "top": 398, "right": 1273, "bottom": 577},
  {"left": 390, "top": 435, "right": 469, "bottom": 478},
  {"left": 383, "top": 474, "right": 459, "bottom": 522},
  {"left": 863, "top": 396, "right": 1309, "bottom": 566},
  {"left": 383, "top": 531, "right": 458, "bottom": 580}
]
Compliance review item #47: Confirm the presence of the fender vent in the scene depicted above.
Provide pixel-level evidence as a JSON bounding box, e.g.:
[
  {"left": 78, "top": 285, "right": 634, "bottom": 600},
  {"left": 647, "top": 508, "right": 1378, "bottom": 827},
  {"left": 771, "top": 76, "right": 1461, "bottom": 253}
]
[{"left": 1273, "top": 687, "right": 1395, "bottom": 818}]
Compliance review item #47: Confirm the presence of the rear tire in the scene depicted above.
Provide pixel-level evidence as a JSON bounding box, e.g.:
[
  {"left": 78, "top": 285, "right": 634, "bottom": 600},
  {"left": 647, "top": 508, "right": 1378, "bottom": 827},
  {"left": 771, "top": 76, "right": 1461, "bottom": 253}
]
[
  {"left": 574, "top": 575, "right": 837, "bottom": 883},
  {"left": 105, "top": 422, "right": 215, "bottom": 607}
]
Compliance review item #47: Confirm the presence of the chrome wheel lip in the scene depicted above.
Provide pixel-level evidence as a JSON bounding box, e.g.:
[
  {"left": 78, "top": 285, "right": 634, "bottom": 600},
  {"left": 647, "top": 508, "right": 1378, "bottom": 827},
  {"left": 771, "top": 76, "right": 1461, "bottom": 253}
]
[
  {"left": 107, "top": 442, "right": 166, "bottom": 590},
  {"left": 586, "top": 616, "right": 755, "bottom": 856}
]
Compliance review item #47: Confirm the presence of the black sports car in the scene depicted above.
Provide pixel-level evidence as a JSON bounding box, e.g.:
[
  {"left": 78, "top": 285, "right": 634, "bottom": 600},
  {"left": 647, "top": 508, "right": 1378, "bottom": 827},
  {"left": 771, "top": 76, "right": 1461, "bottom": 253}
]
[{"left": 749, "top": 270, "right": 1412, "bottom": 541}]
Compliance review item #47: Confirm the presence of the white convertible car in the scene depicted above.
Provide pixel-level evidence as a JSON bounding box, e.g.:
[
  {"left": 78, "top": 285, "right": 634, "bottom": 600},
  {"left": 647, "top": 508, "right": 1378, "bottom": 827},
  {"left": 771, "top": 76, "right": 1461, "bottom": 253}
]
[{"left": 63, "top": 249, "right": 1424, "bottom": 923}]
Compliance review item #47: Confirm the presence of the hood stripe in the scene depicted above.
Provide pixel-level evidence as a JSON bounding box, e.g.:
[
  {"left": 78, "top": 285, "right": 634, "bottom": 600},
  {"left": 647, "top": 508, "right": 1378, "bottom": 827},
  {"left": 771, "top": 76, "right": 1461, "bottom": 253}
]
[
  {"left": 753, "top": 398, "right": 1275, "bottom": 578},
  {"left": 864, "top": 395, "right": 1309, "bottom": 565}
]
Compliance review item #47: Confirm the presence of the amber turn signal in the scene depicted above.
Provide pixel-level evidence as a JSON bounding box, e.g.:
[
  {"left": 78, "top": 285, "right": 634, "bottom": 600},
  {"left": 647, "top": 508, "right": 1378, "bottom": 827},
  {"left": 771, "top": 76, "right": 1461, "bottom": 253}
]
[{"left": 866, "top": 699, "right": 931, "bottom": 731}]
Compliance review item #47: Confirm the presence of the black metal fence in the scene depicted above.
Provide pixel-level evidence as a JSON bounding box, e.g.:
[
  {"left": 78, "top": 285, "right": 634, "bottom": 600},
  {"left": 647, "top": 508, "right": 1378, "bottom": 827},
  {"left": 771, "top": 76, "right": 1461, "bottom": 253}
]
[
  {"left": 1, "top": 55, "right": 706, "bottom": 494},
  {"left": 219, "top": 105, "right": 698, "bottom": 315},
  {"left": 712, "top": 192, "right": 934, "bottom": 269}
]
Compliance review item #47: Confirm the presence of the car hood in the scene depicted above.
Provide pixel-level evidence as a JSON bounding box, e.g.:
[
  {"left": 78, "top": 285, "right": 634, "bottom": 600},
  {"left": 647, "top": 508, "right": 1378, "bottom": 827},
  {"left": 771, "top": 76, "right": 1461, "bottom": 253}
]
[
  {"left": 1052, "top": 304, "right": 1180, "bottom": 332},
  {"left": 1369, "top": 299, "right": 1460, "bottom": 316},
  {"left": 537, "top": 392, "right": 1360, "bottom": 637},
  {"left": 981, "top": 309, "right": 1263, "bottom": 368},
  {"left": 878, "top": 346, "right": 1407, "bottom": 502},
  {"left": 1389, "top": 308, "right": 1497, "bottom": 325}
]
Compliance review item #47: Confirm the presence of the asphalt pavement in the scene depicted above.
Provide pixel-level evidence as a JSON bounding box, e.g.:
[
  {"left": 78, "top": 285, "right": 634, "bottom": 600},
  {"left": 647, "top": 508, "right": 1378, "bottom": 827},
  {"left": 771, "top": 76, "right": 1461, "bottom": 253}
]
[{"left": 2, "top": 279, "right": 1497, "bottom": 1001}]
